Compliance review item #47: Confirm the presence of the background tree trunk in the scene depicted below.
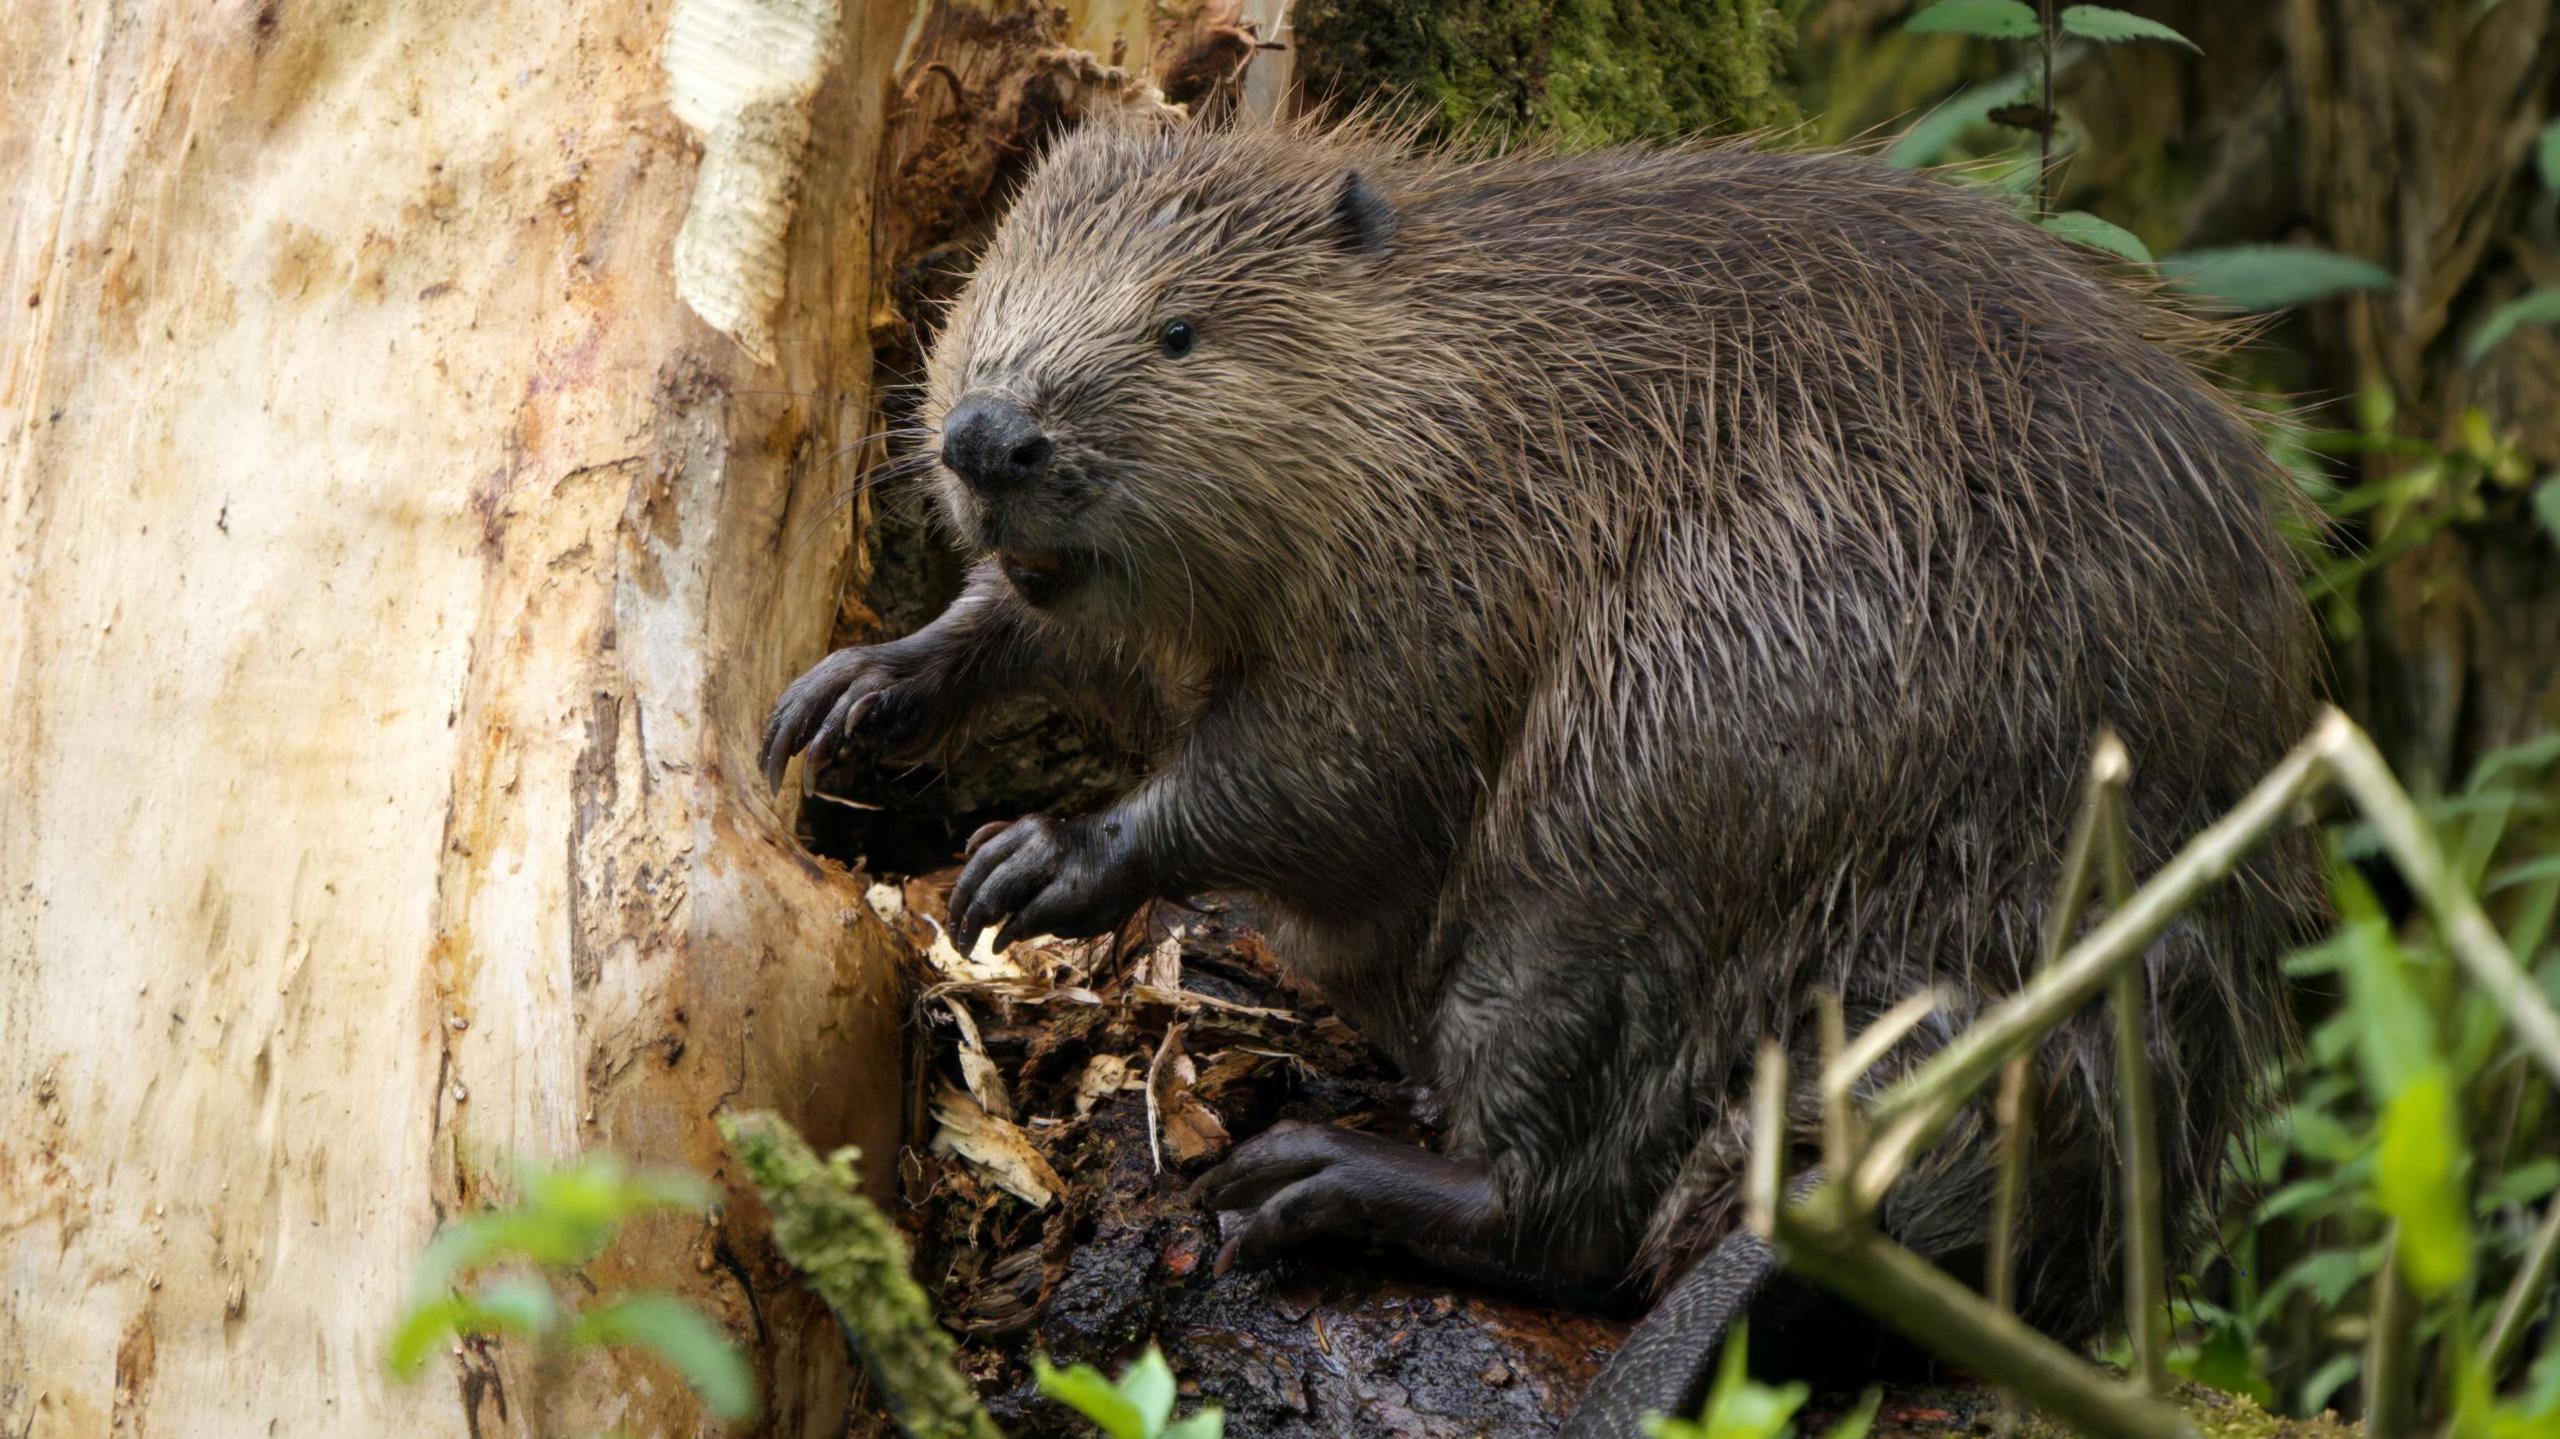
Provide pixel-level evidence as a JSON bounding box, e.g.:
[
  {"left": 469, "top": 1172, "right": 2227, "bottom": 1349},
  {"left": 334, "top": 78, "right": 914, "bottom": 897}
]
[{"left": 0, "top": 1, "right": 1180, "bottom": 1434}]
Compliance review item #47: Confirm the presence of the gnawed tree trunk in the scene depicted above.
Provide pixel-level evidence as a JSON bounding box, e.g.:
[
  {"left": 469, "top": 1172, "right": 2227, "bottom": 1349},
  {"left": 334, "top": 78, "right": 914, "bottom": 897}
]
[{"left": 0, "top": 1, "right": 1194, "bottom": 1434}]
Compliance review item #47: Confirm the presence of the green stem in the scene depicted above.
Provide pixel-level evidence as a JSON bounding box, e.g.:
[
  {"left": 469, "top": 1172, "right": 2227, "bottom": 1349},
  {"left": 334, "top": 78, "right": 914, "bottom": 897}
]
[
  {"left": 2036, "top": 0, "right": 2056, "bottom": 213},
  {"left": 2364, "top": 1232, "right": 2417, "bottom": 1439},
  {"left": 1773, "top": 1202, "right": 2194, "bottom": 1439},
  {"left": 1987, "top": 1058, "right": 2033, "bottom": 1439},
  {"left": 2485, "top": 1196, "right": 2560, "bottom": 1382},
  {"left": 2320, "top": 722, "right": 2560, "bottom": 1087},
  {"left": 2097, "top": 761, "right": 2169, "bottom": 1397},
  {"left": 1857, "top": 720, "right": 2335, "bottom": 1202}
]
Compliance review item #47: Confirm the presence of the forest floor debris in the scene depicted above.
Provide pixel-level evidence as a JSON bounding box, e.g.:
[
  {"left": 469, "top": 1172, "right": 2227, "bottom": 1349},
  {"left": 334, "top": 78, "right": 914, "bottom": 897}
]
[{"left": 833, "top": 870, "right": 2354, "bottom": 1437}]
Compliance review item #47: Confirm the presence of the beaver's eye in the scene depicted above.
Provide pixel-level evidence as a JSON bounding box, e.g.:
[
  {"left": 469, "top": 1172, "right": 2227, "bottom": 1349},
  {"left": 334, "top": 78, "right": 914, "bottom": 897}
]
[{"left": 1157, "top": 318, "right": 1197, "bottom": 358}]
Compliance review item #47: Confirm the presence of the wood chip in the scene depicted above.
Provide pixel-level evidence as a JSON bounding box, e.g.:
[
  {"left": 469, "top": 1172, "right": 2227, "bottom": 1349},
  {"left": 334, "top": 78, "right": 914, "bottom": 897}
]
[
  {"left": 941, "top": 994, "right": 1013, "bottom": 1120},
  {"left": 1075, "top": 1052, "right": 1138, "bottom": 1116},
  {"left": 929, "top": 1083, "right": 1062, "bottom": 1208}
]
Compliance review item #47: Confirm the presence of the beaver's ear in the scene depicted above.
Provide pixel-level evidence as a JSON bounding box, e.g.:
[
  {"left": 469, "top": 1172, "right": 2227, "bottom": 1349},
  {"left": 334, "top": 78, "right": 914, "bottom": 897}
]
[{"left": 1330, "top": 170, "right": 1395, "bottom": 257}]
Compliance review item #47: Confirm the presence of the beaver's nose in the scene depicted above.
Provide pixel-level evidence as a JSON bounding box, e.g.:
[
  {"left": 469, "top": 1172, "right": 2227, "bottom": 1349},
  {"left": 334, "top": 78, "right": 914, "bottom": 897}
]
[{"left": 941, "top": 395, "right": 1053, "bottom": 496}]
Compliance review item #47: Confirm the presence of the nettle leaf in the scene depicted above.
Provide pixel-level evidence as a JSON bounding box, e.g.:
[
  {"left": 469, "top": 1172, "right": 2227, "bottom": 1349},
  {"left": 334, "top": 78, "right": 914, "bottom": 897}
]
[
  {"left": 2336, "top": 917, "right": 2437, "bottom": 1100},
  {"left": 1889, "top": 74, "right": 2037, "bottom": 168},
  {"left": 570, "top": 1294, "right": 758, "bottom": 1422},
  {"left": 2464, "top": 288, "right": 2560, "bottom": 365},
  {"left": 385, "top": 1276, "right": 561, "bottom": 1378},
  {"left": 1032, "top": 1346, "right": 1218, "bottom": 1439},
  {"left": 2169, "top": 1309, "right": 2275, "bottom": 1406},
  {"left": 2282, "top": 1101, "right": 2362, "bottom": 1164},
  {"left": 1904, "top": 0, "right": 2042, "bottom": 40},
  {"left": 2041, "top": 210, "right": 2154, "bottom": 262},
  {"left": 1647, "top": 1328, "right": 1810, "bottom": 1439},
  {"left": 2299, "top": 1353, "right": 2362, "bottom": 1417},
  {"left": 2257, "top": 1175, "right": 2349, "bottom": 1224},
  {"left": 1120, "top": 1348, "right": 1177, "bottom": 1436},
  {"left": 1036, "top": 1357, "right": 1147, "bottom": 1439},
  {"left": 2375, "top": 1075, "right": 2474, "bottom": 1297},
  {"left": 2158, "top": 246, "right": 2395, "bottom": 311},
  {"left": 1817, "top": 1390, "right": 1884, "bottom": 1439},
  {"left": 2481, "top": 1157, "right": 2560, "bottom": 1212},
  {"left": 2257, "top": 1247, "right": 2371, "bottom": 1318},
  {"left": 2059, "top": 6, "right": 2201, "bottom": 52},
  {"left": 386, "top": 1295, "right": 481, "bottom": 1378}
]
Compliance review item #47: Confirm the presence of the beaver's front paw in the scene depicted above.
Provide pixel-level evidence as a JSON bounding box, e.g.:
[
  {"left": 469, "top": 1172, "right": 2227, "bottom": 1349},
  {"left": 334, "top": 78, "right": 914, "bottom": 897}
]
[
  {"left": 1195, "top": 1121, "right": 1497, "bottom": 1275},
  {"left": 947, "top": 813, "right": 1150, "bottom": 952},
  {"left": 760, "top": 642, "right": 940, "bottom": 790}
]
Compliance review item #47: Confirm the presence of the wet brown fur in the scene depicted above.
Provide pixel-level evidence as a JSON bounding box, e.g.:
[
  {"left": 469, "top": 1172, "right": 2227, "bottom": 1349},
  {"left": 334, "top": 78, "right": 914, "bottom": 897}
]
[{"left": 776, "top": 111, "right": 2322, "bottom": 1357}]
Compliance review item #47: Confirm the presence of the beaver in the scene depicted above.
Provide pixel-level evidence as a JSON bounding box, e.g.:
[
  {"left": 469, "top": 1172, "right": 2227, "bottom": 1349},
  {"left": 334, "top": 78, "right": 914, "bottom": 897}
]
[{"left": 764, "top": 114, "right": 2320, "bottom": 1432}]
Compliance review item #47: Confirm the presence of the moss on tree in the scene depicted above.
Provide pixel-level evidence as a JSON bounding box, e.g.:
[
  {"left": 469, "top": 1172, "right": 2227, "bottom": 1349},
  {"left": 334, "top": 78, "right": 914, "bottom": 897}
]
[
  {"left": 721, "top": 1111, "right": 1003, "bottom": 1439},
  {"left": 1289, "top": 0, "right": 1793, "bottom": 144}
]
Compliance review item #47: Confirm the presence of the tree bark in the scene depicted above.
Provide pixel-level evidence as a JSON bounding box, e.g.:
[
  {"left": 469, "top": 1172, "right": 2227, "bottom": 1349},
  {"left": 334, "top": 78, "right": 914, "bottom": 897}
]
[
  {"left": 2270, "top": 0, "right": 2560, "bottom": 782},
  {"left": 0, "top": 1, "right": 1175, "bottom": 1434}
]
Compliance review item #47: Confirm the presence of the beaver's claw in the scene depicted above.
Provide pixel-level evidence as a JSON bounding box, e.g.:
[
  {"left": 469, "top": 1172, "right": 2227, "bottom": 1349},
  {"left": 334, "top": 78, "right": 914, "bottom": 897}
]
[
  {"left": 1195, "top": 1122, "right": 1498, "bottom": 1275},
  {"left": 948, "top": 813, "right": 1149, "bottom": 952},
  {"left": 760, "top": 644, "right": 929, "bottom": 790}
]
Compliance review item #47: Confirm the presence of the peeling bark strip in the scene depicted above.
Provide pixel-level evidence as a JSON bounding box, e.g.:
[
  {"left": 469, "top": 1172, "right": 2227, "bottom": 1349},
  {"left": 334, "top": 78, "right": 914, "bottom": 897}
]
[{"left": 666, "top": 0, "right": 843, "bottom": 364}]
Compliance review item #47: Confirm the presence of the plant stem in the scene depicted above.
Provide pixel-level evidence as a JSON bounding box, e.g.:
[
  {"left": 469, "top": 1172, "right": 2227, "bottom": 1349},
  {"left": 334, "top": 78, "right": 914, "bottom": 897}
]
[
  {"left": 1986, "top": 734, "right": 2116, "bottom": 1433},
  {"left": 2096, "top": 754, "right": 2169, "bottom": 1397},
  {"left": 1819, "top": 991, "right": 1860, "bottom": 1182},
  {"left": 1773, "top": 1202, "right": 2194, "bottom": 1439},
  {"left": 1747, "top": 1038, "right": 1789, "bottom": 1240},
  {"left": 2037, "top": 0, "right": 2056, "bottom": 212},
  {"left": 721, "top": 1111, "right": 1007, "bottom": 1439},
  {"left": 2485, "top": 1196, "right": 2560, "bottom": 1382},
  {"left": 2319, "top": 721, "right": 2560, "bottom": 1087},
  {"left": 1856, "top": 720, "right": 2335, "bottom": 1203},
  {"left": 1988, "top": 1058, "right": 2032, "bottom": 1439},
  {"left": 2364, "top": 1232, "right": 2417, "bottom": 1439}
]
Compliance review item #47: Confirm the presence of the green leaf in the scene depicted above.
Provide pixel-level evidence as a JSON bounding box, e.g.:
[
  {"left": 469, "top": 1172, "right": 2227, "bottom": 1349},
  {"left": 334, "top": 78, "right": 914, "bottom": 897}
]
[
  {"left": 2059, "top": 6, "right": 2200, "bottom": 50},
  {"left": 2257, "top": 1247, "right": 2370, "bottom": 1318},
  {"left": 473, "top": 1275, "right": 564, "bottom": 1336},
  {"left": 2256, "top": 1175, "right": 2348, "bottom": 1223},
  {"left": 406, "top": 1156, "right": 717, "bottom": 1304},
  {"left": 2169, "top": 1308, "right": 2276, "bottom": 1405},
  {"left": 2537, "top": 475, "right": 2560, "bottom": 549},
  {"left": 2541, "top": 120, "right": 2560, "bottom": 191},
  {"left": 1160, "top": 1413, "right": 1226, "bottom": 1439},
  {"left": 2334, "top": 870, "right": 2439, "bottom": 1100},
  {"left": 2464, "top": 289, "right": 2560, "bottom": 365},
  {"left": 384, "top": 1277, "right": 560, "bottom": 1378},
  {"left": 2158, "top": 246, "right": 2396, "bottom": 311},
  {"left": 1037, "top": 1356, "right": 1148, "bottom": 1439},
  {"left": 1121, "top": 1348, "right": 1177, "bottom": 1436},
  {"left": 2040, "top": 210, "right": 2154, "bottom": 262},
  {"left": 2374, "top": 1076, "right": 2474, "bottom": 1297},
  {"left": 2491, "top": 853, "right": 2560, "bottom": 894},
  {"left": 2470, "top": 731, "right": 2560, "bottom": 790},
  {"left": 1904, "top": 0, "right": 2042, "bottom": 39},
  {"left": 1647, "top": 1327, "right": 1809, "bottom": 1439},
  {"left": 569, "top": 1294, "right": 758, "bottom": 1423},
  {"left": 2481, "top": 1157, "right": 2560, "bottom": 1212},
  {"left": 2282, "top": 1101, "right": 2362, "bottom": 1163},
  {"left": 2298, "top": 1353, "right": 2361, "bottom": 1416},
  {"left": 1888, "top": 75, "right": 2037, "bottom": 168},
  {"left": 386, "top": 1295, "right": 476, "bottom": 1378},
  {"left": 1820, "top": 1389, "right": 1884, "bottom": 1439}
]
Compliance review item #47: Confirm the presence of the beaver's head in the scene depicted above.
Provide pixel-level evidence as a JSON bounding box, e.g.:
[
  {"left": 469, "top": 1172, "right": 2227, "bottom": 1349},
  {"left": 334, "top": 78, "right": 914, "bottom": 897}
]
[{"left": 920, "top": 121, "right": 1404, "bottom": 633}]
